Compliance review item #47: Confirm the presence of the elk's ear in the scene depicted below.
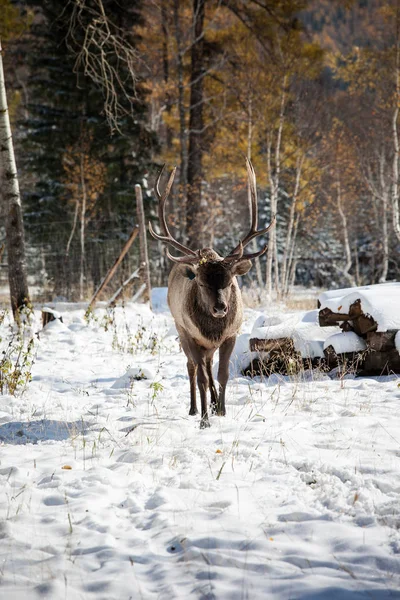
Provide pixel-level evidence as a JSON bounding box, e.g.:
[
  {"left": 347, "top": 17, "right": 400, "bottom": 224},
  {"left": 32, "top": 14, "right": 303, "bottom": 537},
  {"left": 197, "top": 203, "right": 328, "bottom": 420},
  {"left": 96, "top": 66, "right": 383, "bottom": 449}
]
[
  {"left": 185, "top": 266, "right": 197, "bottom": 280},
  {"left": 232, "top": 259, "right": 252, "bottom": 277}
]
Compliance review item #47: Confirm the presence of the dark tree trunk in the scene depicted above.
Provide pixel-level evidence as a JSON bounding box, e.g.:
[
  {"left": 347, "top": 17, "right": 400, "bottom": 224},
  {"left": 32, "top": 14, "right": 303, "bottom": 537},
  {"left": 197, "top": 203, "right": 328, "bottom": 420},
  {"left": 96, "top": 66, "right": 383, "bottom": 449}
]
[
  {"left": 161, "top": 0, "right": 173, "bottom": 151},
  {"left": 187, "top": 0, "right": 206, "bottom": 248},
  {"left": 173, "top": 0, "right": 189, "bottom": 235},
  {"left": 5, "top": 204, "right": 30, "bottom": 316}
]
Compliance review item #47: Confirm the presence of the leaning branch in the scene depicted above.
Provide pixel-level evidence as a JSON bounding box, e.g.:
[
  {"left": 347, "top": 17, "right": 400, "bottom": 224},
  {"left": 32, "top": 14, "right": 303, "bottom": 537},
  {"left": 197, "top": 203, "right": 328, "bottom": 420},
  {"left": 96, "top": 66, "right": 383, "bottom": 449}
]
[{"left": 87, "top": 224, "right": 139, "bottom": 312}]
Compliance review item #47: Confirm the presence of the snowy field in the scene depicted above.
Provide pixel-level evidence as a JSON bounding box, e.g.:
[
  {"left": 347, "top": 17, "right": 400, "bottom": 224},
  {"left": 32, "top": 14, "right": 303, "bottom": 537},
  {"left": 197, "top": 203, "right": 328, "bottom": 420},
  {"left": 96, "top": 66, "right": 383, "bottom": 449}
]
[{"left": 1, "top": 294, "right": 400, "bottom": 600}]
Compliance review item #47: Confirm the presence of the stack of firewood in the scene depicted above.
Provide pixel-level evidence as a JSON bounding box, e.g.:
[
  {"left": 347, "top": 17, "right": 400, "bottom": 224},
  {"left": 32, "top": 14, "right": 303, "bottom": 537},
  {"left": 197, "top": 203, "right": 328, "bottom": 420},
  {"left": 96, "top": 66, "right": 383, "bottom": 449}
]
[
  {"left": 246, "top": 292, "right": 400, "bottom": 376},
  {"left": 319, "top": 299, "right": 400, "bottom": 375},
  {"left": 246, "top": 337, "right": 303, "bottom": 376}
]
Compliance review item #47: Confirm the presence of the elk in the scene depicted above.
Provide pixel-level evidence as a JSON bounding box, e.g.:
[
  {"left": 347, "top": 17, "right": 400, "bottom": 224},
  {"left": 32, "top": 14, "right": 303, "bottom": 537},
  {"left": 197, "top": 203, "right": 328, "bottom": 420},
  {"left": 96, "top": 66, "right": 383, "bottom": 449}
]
[{"left": 149, "top": 159, "right": 275, "bottom": 428}]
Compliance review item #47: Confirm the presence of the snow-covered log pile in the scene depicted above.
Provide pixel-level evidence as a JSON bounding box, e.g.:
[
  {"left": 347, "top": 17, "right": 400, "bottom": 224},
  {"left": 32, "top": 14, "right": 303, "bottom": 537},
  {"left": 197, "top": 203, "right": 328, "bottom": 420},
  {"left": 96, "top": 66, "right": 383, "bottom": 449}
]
[
  {"left": 246, "top": 311, "right": 340, "bottom": 376},
  {"left": 247, "top": 283, "right": 400, "bottom": 376},
  {"left": 319, "top": 283, "right": 400, "bottom": 375}
]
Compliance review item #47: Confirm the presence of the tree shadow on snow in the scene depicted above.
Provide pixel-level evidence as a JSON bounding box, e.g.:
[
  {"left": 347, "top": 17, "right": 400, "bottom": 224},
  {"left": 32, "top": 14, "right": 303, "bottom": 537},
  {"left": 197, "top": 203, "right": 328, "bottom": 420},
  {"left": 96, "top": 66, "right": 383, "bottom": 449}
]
[
  {"left": 0, "top": 419, "right": 89, "bottom": 445},
  {"left": 296, "top": 588, "right": 398, "bottom": 599}
]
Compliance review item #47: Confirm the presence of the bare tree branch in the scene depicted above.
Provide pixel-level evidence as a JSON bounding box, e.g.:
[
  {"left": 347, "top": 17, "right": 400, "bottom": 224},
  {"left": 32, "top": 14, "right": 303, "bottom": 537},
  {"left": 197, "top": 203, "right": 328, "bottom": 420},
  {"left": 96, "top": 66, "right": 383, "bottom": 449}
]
[{"left": 66, "top": 0, "right": 141, "bottom": 132}]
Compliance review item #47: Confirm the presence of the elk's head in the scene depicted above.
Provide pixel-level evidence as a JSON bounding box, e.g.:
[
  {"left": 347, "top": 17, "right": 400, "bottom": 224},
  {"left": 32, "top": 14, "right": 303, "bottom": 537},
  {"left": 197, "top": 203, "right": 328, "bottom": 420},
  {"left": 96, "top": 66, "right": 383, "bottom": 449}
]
[
  {"left": 175, "top": 248, "right": 253, "bottom": 318},
  {"left": 149, "top": 159, "right": 275, "bottom": 318}
]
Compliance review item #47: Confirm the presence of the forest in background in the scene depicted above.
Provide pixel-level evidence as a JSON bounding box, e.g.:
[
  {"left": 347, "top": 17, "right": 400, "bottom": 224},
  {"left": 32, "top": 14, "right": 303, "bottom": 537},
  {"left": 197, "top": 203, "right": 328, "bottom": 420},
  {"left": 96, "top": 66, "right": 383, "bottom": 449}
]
[{"left": 0, "top": 0, "right": 399, "bottom": 302}]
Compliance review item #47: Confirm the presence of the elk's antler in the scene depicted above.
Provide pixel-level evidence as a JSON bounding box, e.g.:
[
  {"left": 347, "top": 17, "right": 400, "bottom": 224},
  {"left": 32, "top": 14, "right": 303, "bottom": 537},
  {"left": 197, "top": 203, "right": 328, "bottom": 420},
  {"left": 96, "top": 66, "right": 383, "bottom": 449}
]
[
  {"left": 225, "top": 157, "right": 275, "bottom": 262},
  {"left": 166, "top": 249, "right": 201, "bottom": 264},
  {"left": 150, "top": 160, "right": 274, "bottom": 265},
  {"left": 148, "top": 165, "right": 197, "bottom": 257}
]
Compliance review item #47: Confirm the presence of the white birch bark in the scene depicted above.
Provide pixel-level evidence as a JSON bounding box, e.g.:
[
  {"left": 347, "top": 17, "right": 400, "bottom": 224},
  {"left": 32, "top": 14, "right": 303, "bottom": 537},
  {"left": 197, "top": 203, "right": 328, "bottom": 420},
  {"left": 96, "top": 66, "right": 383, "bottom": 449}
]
[
  {"left": 0, "top": 38, "right": 30, "bottom": 317},
  {"left": 66, "top": 199, "right": 80, "bottom": 256},
  {"left": 265, "top": 137, "right": 274, "bottom": 297},
  {"left": 265, "top": 76, "right": 286, "bottom": 297},
  {"left": 379, "top": 151, "right": 389, "bottom": 282},
  {"left": 392, "top": 14, "right": 400, "bottom": 241},
  {"left": 246, "top": 97, "right": 264, "bottom": 289},
  {"left": 286, "top": 213, "right": 300, "bottom": 294},
  {"left": 281, "top": 153, "right": 303, "bottom": 294},
  {"left": 336, "top": 176, "right": 356, "bottom": 287}
]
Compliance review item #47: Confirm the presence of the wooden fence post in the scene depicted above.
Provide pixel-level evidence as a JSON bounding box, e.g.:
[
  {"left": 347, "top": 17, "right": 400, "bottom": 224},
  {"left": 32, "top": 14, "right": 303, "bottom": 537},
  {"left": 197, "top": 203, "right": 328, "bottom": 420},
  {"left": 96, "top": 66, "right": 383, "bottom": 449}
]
[{"left": 135, "top": 184, "right": 152, "bottom": 310}]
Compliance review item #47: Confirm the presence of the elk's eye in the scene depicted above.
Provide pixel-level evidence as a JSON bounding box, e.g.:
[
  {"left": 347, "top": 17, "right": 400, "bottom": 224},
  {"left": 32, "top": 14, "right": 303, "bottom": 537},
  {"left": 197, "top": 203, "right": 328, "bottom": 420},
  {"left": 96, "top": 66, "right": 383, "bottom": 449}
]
[{"left": 186, "top": 269, "right": 196, "bottom": 280}]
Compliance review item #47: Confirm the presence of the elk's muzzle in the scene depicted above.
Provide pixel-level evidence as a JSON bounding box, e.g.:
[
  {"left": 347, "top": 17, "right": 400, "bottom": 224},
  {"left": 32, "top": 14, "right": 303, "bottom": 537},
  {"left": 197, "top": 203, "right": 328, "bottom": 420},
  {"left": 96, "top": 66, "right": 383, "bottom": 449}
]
[{"left": 212, "top": 300, "right": 228, "bottom": 318}]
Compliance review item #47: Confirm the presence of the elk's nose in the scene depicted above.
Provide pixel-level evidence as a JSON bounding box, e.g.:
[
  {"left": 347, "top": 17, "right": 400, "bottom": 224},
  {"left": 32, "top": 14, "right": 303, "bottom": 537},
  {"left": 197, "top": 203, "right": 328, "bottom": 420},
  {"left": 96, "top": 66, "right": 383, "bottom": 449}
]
[{"left": 212, "top": 303, "right": 228, "bottom": 318}]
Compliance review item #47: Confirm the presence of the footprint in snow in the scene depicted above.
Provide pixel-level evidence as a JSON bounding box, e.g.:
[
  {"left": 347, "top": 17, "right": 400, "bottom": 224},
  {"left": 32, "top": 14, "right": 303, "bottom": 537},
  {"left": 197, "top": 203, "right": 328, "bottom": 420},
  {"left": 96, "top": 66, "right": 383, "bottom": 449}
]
[
  {"left": 38, "top": 474, "right": 62, "bottom": 489},
  {"left": 278, "top": 511, "right": 328, "bottom": 522},
  {"left": 145, "top": 490, "right": 169, "bottom": 510},
  {"left": 71, "top": 545, "right": 116, "bottom": 557},
  {"left": 116, "top": 450, "right": 140, "bottom": 464},
  {"left": 204, "top": 500, "right": 231, "bottom": 513},
  {"left": 43, "top": 494, "right": 65, "bottom": 506}
]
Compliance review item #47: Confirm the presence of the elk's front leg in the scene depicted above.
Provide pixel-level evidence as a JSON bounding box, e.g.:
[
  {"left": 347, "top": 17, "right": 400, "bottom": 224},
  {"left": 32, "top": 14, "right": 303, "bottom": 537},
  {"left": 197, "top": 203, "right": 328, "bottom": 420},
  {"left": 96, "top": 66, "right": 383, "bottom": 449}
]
[
  {"left": 178, "top": 327, "right": 199, "bottom": 417},
  {"left": 197, "top": 356, "right": 211, "bottom": 428},
  {"left": 216, "top": 336, "right": 236, "bottom": 416},
  {"left": 179, "top": 328, "right": 210, "bottom": 427},
  {"left": 206, "top": 357, "right": 218, "bottom": 413},
  {"left": 187, "top": 361, "right": 198, "bottom": 415}
]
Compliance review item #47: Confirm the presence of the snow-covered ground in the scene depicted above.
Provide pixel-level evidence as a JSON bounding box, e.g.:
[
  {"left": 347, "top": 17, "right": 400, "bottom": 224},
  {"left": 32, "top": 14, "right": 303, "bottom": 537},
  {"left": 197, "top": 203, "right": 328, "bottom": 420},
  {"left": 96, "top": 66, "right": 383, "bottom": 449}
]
[{"left": 1, "top": 296, "right": 400, "bottom": 599}]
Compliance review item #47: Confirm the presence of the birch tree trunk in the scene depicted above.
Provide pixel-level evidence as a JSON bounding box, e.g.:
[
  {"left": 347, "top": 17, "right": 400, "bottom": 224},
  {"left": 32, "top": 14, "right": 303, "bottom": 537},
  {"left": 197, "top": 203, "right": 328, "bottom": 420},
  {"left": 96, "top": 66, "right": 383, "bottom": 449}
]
[
  {"left": 379, "top": 152, "right": 389, "bottom": 282},
  {"left": 281, "top": 153, "right": 303, "bottom": 295},
  {"left": 265, "top": 78, "right": 286, "bottom": 297},
  {"left": 0, "top": 39, "right": 30, "bottom": 318},
  {"left": 354, "top": 242, "right": 360, "bottom": 286},
  {"left": 392, "top": 0, "right": 400, "bottom": 240},
  {"left": 286, "top": 213, "right": 300, "bottom": 295},
  {"left": 336, "top": 176, "right": 356, "bottom": 287},
  {"left": 364, "top": 150, "right": 389, "bottom": 282},
  {"left": 246, "top": 97, "right": 264, "bottom": 289},
  {"left": 66, "top": 199, "right": 80, "bottom": 257},
  {"left": 265, "top": 138, "right": 274, "bottom": 297}
]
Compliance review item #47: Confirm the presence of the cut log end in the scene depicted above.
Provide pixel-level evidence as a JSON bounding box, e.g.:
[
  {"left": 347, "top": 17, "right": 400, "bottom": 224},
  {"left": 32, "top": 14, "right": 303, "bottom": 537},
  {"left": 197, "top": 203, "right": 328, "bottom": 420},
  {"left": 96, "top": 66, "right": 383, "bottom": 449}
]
[{"left": 42, "top": 307, "right": 63, "bottom": 328}]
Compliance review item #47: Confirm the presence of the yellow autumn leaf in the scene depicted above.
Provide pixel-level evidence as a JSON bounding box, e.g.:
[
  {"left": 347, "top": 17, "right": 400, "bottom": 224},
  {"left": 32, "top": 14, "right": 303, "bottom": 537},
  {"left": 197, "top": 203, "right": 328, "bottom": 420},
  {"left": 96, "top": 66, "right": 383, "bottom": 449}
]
[{"left": 62, "top": 465, "right": 72, "bottom": 470}]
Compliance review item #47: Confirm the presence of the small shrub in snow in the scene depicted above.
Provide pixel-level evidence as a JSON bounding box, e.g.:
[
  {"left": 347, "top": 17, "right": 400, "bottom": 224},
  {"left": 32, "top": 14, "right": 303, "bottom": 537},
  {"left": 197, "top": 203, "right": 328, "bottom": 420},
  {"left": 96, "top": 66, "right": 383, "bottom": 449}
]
[
  {"left": 149, "top": 381, "right": 164, "bottom": 405},
  {"left": 0, "top": 312, "right": 35, "bottom": 396}
]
